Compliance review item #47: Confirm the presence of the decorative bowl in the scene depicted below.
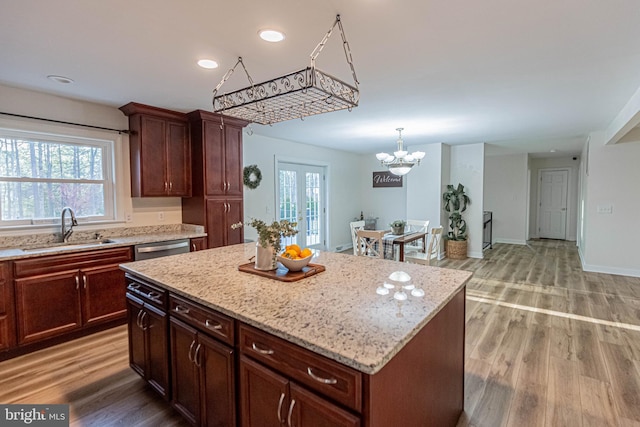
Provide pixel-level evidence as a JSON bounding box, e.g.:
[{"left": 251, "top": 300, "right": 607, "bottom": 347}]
[{"left": 277, "top": 254, "right": 313, "bottom": 272}]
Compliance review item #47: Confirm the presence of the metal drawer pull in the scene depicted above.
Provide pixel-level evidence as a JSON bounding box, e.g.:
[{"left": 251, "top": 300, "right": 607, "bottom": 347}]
[
  {"left": 277, "top": 392, "right": 285, "bottom": 424},
  {"left": 128, "top": 283, "right": 141, "bottom": 291},
  {"left": 82, "top": 274, "right": 87, "bottom": 289},
  {"left": 287, "top": 399, "right": 296, "bottom": 427},
  {"left": 307, "top": 367, "right": 338, "bottom": 385},
  {"left": 194, "top": 343, "right": 202, "bottom": 368},
  {"left": 188, "top": 340, "right": 197, "bottom": 363},
  {"left": 174, "top": 305, "right": 190, "bottom": 314},
  {"left": 251, "top": 342, "right": 274, "bottom": 355},
  {"left": 148, "top": 291, "right": 162, "bottom": 302},
  {"left": 205, "top": 319, "right": 223, "bottom": 330}
]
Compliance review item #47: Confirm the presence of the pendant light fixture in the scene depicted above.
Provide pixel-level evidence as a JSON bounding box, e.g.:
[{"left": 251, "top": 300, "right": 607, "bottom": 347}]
[{"left": 376, "top": 128, "right": 425, "bottom": 176}]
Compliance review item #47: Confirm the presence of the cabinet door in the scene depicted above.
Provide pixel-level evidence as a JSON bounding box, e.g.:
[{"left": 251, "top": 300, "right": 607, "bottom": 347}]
[
  {"left": 145, "top": 303, "right": 170, "bottom": 400},
  {"left": 139, "top": 115, "right": 168, "bottom": 196},
  {"left": 224, "top": 125, "right": 243, "bottom": 197},
  {"left": 226, "top": 198, "right": 244, "bottom": 245},
  {"left": 206, "top": 199, "right": 227, "bottom": 249},
  {"left": 170, "top": 317, "right": 200, "bottom": 425},
  {"left": 289, "top": 383, "right": 360, "bottom": 427},
  {"left": 15, "top": 270, "right": 82, "bottom": 345},
  {"left": 240, "top": 355, "right": 289, "bottom": 427},
  {"left": 0, "top": 262, "right": 15, "bottom": 351},
  {"left": 167, "top": 120, "right": 191, "bottom": 197},
  {"left": 199, "top": 333, "right": 236, "bottom": 427},
  {"left": 204, "top": 120, "right": 225, "bottom": 196},
  {"left": 126, "top": 294, "right": 146, "bottom": 379},
  {"left": 190, "top": 237, "right": 207, "bottom": 252},
  {"left": 81, "top": 264, "right": 126, "bottom": 326}
]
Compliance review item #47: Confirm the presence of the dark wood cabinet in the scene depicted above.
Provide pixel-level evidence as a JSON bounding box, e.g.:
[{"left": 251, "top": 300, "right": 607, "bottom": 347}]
[
  {"left": 0, "top": 262, "right": 16, "bottom": 351},
  {"left": 120, "top": 102, "right": 191, "bottom": 197},
  {"left": 206, "top": 198, "right": 243, "bottom": 248},
  {"left": 126, "top": 275, "right": 170, "bottom": 400},
  {"left": 183, "top": 111, "right": 248, "bottom": 249},
  {"left": 170, "top": 317, "right": 236, "bottom": 427},
  {"left": 190, "top": 237, "right": 207, "bottom": 252},
  {"left": 169, "top": 294, "right": 236, "bottom": 427},
  {"left": 240, "top": 356, "right": 359, "bottom": 427},
  {"left": 13, "top": 247, "right": 132, "bottom": 346}
]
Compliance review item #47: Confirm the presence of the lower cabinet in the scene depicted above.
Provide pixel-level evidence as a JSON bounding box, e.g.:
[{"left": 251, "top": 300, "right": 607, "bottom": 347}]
[
  {"left": 0, "top": 262, "right": 16, "bottom": 352},
  {"left": 190, "top": 237, "right": 207, "bottom": 252},
  {"left": 13, "top": 247, "right": 131, "bottom": 346},
  {"left": 126, "top": 291, "right": 170, "bottom": 400},
  {"left": 170, "top": 317, "right": 236, "bottom": 427},
  {"left": 240, "top": 356, "right": 360, "bottom": 427}
]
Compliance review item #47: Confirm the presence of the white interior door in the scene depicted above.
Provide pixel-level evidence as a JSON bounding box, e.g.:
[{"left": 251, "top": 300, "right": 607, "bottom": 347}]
[
  {"left": 537, "top": 169, "right": 568, "bottom": 239},
  {"left": 277, "top": 162, "right": 326, "bottom": 250}
]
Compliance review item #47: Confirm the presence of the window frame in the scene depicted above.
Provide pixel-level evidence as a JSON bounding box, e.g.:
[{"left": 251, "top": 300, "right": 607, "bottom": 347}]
[{"left": 0, "top": 124, "right": 121, "bottom": 230}]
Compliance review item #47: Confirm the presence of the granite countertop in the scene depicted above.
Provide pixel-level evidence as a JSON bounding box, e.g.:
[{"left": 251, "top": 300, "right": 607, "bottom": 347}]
[
  {"left": 120, "top": 243, "right": 472, "bottom": 375},
  {"left": 0, "top": 224, "right": 206, "bottom": 261}
]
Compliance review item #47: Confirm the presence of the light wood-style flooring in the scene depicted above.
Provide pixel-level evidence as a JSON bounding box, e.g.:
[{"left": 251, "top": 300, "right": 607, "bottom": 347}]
[{"left": 1, "top": 240, "right": 639, "bottom": 426}]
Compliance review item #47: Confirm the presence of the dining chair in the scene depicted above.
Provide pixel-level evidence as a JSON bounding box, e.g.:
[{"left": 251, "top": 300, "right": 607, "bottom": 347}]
[
  {"left": 406, "top": 226, "right": 443, "bottom": 265},
  {"left": 356, "top": 229, "right": 387, "bottom": 259},
  {"left": 405, "top": 219, "right": 429, "bottom": 252},
  {"left": 349, "top": 220, "right": 366, "bottom": 255}
]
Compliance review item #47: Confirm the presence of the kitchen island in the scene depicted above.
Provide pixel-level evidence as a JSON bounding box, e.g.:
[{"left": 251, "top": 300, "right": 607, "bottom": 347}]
[{"left": 120, "top": 243, "right": 472, "bottom": 426}]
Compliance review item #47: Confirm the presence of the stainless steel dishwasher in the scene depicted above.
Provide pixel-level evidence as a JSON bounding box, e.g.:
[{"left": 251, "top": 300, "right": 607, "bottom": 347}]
[{"left": 134, "top": 239, "right": 190, "bottom": 260}]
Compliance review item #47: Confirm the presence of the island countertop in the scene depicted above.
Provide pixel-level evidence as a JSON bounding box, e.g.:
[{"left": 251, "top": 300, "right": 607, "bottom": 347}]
[{"left": 120, "top": 243, "right": 472, "bottom": 374}]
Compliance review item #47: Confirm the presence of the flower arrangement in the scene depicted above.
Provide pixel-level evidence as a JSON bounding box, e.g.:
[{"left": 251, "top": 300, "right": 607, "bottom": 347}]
[{"left": 232, "top": 218, "right": 298, "bottom": 254}]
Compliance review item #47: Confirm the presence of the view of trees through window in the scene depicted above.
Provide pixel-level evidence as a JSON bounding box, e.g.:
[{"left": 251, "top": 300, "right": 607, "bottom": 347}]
[{"left": 0, "top": 133, "right": 110, "bottom": 223}]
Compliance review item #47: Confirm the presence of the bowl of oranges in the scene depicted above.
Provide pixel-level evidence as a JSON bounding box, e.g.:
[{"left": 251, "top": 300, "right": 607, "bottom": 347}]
[{"left": 277, "top": 244, "right": 313, "bottom": 272}]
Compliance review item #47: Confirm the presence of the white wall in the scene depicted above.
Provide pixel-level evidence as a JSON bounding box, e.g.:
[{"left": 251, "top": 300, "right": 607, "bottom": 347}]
[
  {"left": 484, "top": 153, "right": 528, "bottom": 245},
  {"left": 242, "top": 133, "right": 363, "bottom": 252},
  {"left": 528, "top": 156, "right": 580, "bottom": 241},
  {"left": 449, "top": 144, "right": 485, "bottom": 258},
  {"left": 360, "top": 158, "right": 407, "bottom": 232},
  {"left": 406, "top": 143, "right": 445, "bottom": 230},
  {"left": 581, "top": 131, "right": 640, "bottom": 276},
  {"left": 0, "top": 84, "right": 182, "bottom": 238}
]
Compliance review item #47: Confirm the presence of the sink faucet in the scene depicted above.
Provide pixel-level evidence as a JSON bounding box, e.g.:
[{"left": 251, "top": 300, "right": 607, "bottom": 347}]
[{"left": 61, "top": 207, "right": 78, "bottom": 243}]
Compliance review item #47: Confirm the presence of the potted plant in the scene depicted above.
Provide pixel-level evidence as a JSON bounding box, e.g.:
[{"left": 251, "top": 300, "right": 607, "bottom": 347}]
[
  {"left": 389, "top": 219, "right": 406, "bottom": 235},
  {"left": 443, "top": 183, "right": 471, "bottom": 259},
  {"left": 232, "top": 218, "right": 298, "bottom": 270}
]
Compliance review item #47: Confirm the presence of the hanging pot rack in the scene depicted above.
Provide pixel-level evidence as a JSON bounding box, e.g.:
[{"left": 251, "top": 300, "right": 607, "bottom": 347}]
[{"left": 212, "top": 14, "right": 359, "bottom": 125}]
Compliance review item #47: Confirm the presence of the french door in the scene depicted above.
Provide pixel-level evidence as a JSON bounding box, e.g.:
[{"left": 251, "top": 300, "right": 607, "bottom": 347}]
[{"left": 277, "top": 162, "right": 326, "bottom": 250}]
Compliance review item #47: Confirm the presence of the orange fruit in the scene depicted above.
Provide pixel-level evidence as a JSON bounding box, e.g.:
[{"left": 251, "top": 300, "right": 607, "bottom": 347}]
[
  {"left": 300, "top": 248, "right": 312, "bottom": 258},
  {"left": 284, "top": 249, "right": 298, "bottom": 259},
  {"left": 286, "top": 244, "right": 301, "bottom": 255}
]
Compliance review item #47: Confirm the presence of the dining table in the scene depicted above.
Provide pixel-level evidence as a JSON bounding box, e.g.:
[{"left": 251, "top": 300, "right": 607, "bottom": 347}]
[{"left": 382, "top": 231, "right": 427, "bottom": 262}]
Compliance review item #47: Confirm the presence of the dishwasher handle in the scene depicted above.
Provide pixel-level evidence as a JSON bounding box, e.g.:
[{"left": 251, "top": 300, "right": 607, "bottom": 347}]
[{"left": 136, "top": 241, "right": 189, "bottom": 253}]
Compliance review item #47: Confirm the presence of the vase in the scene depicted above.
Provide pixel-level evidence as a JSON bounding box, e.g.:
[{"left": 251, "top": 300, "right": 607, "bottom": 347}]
[
  {"left": 391, "top": 226, "right": 404, "bottom": 235},
  {"left": 255, "top": 242, "right": 277, "bottom": 270}
]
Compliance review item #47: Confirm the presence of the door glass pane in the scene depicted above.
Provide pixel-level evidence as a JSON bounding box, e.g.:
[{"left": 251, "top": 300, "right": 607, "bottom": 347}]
[
  {"left": 305, "top": 172, "right": 320, "bottom": 246},
  {"left": 279, "top": 169, "right": 298, "bottom": 248}
]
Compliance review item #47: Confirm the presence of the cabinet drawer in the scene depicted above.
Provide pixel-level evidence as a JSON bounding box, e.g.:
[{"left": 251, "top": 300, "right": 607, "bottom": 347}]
[
  {"left": 239, "top": 323, "right": 362, "bottom": 412},
  {"left": 125, "top": 274, "right": 167, "bottom": 309},
  {"left": 14, "top": 247, "right": 132, "bottom": 278},
  {"left": 169, "top": 294, "right": 234, "bottom": 346}
]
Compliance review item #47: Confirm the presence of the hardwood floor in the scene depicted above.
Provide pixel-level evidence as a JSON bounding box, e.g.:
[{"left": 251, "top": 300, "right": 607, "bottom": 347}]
[
  {"left": 1, "top": 240, "right": 638, "bottom": 426},
  {"left": 438, "top": 240, "right": 640, "bottom": 427}
]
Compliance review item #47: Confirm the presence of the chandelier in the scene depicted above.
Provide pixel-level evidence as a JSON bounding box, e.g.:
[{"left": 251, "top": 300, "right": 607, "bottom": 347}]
[{"left": 376, "top": 128, "right": 425, "bottom": 176}]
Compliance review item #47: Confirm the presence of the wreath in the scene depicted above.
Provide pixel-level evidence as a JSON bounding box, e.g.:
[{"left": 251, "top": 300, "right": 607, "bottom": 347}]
[{"left": 243, "top": 164, "right": 262, "bottom": 189}]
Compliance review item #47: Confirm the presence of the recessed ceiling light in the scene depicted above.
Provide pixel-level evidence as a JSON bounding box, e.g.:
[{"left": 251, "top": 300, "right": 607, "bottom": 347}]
[
  {"left": 197, "top": 59, "right": 219, "bottom": 69},
  {"left": 259, "top": 29, "right": 285, "bottom": 43},
  {"left": 47, "top": 75, "right": 74, "bottom": 84}
]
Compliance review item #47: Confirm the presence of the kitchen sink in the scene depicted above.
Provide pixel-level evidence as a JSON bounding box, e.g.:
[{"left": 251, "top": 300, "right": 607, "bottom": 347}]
[{"left": 21, "top": 239, "right": 117, "bottom": 253}]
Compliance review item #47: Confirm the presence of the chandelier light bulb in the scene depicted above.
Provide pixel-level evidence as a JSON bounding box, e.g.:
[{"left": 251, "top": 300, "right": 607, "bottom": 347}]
[{"left": 375, "top": 127, "right": 425, "bottom": 176}]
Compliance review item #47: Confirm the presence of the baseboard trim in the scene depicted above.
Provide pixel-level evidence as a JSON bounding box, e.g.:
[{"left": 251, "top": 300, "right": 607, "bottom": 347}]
[
  {"left": 493, "top": 239, "right": 527, "bottom": 245},
  {"left": 581, "top": 262, "right": 640, "bottom": 278}
]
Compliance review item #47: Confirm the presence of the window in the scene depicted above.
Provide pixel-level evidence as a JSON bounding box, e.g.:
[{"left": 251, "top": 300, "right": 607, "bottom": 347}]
[{"left": 0, "top": 128, "right": 116, "bottom": 227}]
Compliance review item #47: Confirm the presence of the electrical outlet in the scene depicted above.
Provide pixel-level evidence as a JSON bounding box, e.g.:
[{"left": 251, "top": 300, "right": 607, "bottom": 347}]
[
  {"left": 125, "top": 212, "right": 132, "bottom": 222},
  {"left": 158, "top": 212, "right": 165, "bottom": 221}
]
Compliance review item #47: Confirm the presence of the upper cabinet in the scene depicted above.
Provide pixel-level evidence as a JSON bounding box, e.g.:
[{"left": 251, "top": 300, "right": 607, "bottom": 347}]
[
  {"left": 120, "top": 102, "right": 191, "bottom": 197},
  {"left": 187, "top": 110, "right": 245, "bottom": 198}
]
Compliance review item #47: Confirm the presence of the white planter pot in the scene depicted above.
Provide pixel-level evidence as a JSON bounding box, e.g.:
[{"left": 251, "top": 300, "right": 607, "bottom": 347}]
[{"left": 255, "top": 242, "right": 277, "bottom": 270}]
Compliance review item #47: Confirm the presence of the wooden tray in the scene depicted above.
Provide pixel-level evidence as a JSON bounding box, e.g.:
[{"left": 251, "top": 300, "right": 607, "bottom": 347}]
[{"left": 238, "top": 262, "right": 325, "bottom": 282}]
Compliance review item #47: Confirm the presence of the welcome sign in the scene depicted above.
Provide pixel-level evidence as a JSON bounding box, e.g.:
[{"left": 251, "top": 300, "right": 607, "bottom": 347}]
[{"left": 373, "top": 171, "right": 402, "bottom": 188}]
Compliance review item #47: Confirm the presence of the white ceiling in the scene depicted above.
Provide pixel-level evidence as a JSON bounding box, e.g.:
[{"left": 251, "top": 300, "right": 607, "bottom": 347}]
[{"left": 2, "top": 0, "right": 640, "bottom": 156}]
